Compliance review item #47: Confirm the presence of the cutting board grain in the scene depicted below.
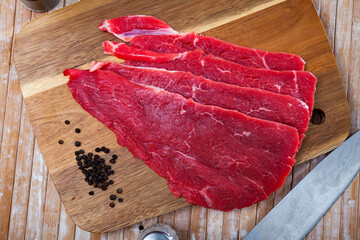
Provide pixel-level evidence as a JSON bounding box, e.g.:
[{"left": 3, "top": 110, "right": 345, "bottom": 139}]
[{"left": 13, "top": 0, "right": 351, "bottom": 233}]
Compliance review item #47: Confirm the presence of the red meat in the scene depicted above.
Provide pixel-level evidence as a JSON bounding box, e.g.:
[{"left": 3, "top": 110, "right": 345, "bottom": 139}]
[
  {"left": 98, "top": 15, "right": 178, "bottom": 42},
  {"left": 91, "top": 61, "right": 309, "bottom": 139},
  {"left": 103, "top": 42, "right": 316, "bottom": 114},
  {"left": 98, "top": 15, "right": 305, "bottom": 71},
  {"left": 64, "top": 68, "right": 299, "bottom": 211}
]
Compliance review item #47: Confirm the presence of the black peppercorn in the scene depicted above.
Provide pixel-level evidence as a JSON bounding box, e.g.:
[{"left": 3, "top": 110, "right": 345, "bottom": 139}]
[
  {"left": 118, "top": 198, "right": 123, "bottom": 203},
  {"left": 79, "top": 150, "right": 85, "bottom": 154},
  {"left": 139, "top": 225, "right": 144, "bottom": 231},
  {"left": 89, "top": 191, "right": 94, "bottom": 195},
  {"left": 110, "top": 159, "right": 116, "bottom": 164},
  {"left": 110, "top": 195, "right": 116, "bottom": 200},
  {"left": 117, "top": 188, "right": 123, "bottom": 194},
  {"left": 108, "top": 180, "right": 114, "bottom": 185},
  {"left": 109, "top": 203, "right": 115, "bottom": 208},
  {"left": 75, "top": 141, "right": 81, "bottom": 147},
  {"left": 75, "top": 151, "right": 80, "bottom": 156},
  {"left": 101, "top": 186, "right": 107, "bottom": 191},
  {"left": 104, "top": 148, "right": 110, "bottom": 154},
  {"left": 112, "top": 155, "right": 118, "bottom": 160},
  {"left": 65, "top": 120, "right": 70, "bottom": 125},
  {"left": 101, "top": 147, "right": 106, "bottom": 151},
  {"left": 58, "top": 140, "right": 64, "bottom": 144},
  {"left": 75, "top": 128, "right": 81, "bottom": 133},
  {"left": 95, "top": 148, "right": 101, "bottom": 152},
  {"left": 94, "top": 155, "right": 100, "bottom": 160},
  {"left": 87, "top": 153, "right": 93, "bottom": 158},
  {"left": 109, "top": 170, "right": 115, "bottom": 175}
]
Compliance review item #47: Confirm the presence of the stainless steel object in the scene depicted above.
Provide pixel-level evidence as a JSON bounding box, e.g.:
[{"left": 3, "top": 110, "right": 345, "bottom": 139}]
[
  {"left": 20, "top": 0, "right": 60, "bottom": 12},
  {"left": 139, "top": 223, "right": 179, "bottom": 240},
  {"left": 244, "top": 131, "right": 360, "bottom": 240}
]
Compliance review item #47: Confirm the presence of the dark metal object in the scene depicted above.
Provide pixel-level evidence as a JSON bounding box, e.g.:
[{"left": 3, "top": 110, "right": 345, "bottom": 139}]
[
  {"left": 20, "top": 0, "right": 60, "bottom": 12},
  {"left": 139, "top": 224, "right": 178, "bottom": 240}
]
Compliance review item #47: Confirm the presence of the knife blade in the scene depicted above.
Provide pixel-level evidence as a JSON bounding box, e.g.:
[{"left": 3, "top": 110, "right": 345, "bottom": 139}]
[{"left": 244, "top": 131, "right": 360, "bottom": 240}]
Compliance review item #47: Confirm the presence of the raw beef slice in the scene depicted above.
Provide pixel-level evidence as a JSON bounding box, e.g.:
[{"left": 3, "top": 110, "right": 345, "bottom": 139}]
[
  {"left": 97, "top": 15, "right": 178, "bottom": 42},
  {"left": 103, "top": 41, "right": 316, "bottom": 114},
  {"left": 64, "top": 68, "right": 299, "bottom": 211},
  {"left": 98, "top": 15, "right": 305, "bottom": 71},
  {"left": 91, "top": 61, "right": 309, "bottom": 137}
]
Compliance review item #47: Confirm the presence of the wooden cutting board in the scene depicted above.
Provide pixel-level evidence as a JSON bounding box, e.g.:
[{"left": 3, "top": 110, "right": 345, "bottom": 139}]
[{"left": 14, "top": 0, "right": 351, "bottom": 233}]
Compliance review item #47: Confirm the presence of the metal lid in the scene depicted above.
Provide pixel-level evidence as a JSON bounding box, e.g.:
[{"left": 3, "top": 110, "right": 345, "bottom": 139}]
[{"left": 139, "top": 223, "right": 179, "bottom": 240}]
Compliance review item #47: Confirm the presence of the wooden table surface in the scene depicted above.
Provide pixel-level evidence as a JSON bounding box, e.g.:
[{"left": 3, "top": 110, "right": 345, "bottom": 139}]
[{"left": 0, "top": 0, "right": 358, "bottom": 239}]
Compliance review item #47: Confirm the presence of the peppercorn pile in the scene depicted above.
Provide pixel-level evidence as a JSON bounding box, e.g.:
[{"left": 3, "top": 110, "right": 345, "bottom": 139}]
[
  {"left": 59, "top": 120, "right": 124, "bottom": 207},
  {"left": 75, "top": 148, "right": 117, "bottom": 191}
]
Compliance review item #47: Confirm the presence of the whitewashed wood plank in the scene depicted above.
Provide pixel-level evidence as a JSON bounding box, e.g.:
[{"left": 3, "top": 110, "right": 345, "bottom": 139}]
[
  {"left": 58, "top": 203, "right": 76, "bottom": 240},
  {"left": 306, "top": 220, "right": 324, "bottom": 240},
  {"left": 65, "top": 0, "right": 79, "bottom": 6},
  {"left": 340, "top": 174, "right": 359, "bottom": 240},
  {"left": 206, "top": 209, "right": 223, "bottom": 240},
  {"left": 346, "top": 1, "right": 360, "bottom": 238},
  {"left": 256, "top": 192, "right": 274, "bottom": 223},
  {"left": 158, "top": 212, "right": 175, "bottom": 227},
  {"left": 334, "top": 0, "right": 359, "bottom": 239},
  {"left": 318, "top": 1, "right": 344, "bottom": 238},
  {"left": 0, "top": 0, "right": 30, "bottom": 238},
  {"left": 312, "top": 0, "right": 321, "bottom": 15},
  {"left": 101, "top": 233, "right": 109, "bottom": 240},
  {"left": 90, "top": 233, "right": 107, "bottom": 240},
  {"left": 320, "top": 0, "right": 338, "bottom": 49},
  {"left": 189, "top": 206, "right": 207, "bottom": 240},
  {"left": 222, "top": 209, "right": 240, "bottom": 240},
  {"left": 0, "top": 52, "right": 23, "bottom": 240},
  {"left": 42, "top": 175, "right": 62, "bottom": 240},
  {"left": 123, "top": 223, "right": 142, "bottom": 240},
  {"left": 239, "top": 205, "right": 256, "bottom": 240},
  {"left": 142, "top": 217, "right": 158, "bottom": 228},
  {"left": 274, "top": 169, "right": 293, "bottom": 206},
  {"left": 323, "top": 198, "right": 342, "bottom": 240},
  {"left": 107, "top": 229, "right": 124, "bottom": 240},
  {"left": 292, "top": 162, "right": 310, "bottom": 188},
  {"left": 348, "top": 0, "right": 360, "bottom": 134},
  {"left": 8, "top": 104, "right": 35, "bottom": 240},
  {"left": 24, "top": 141, "right": 49, "bottom": 240},
  {"left": 174, "top": 206, "right": 192, "bottom": 240},
  {"left": 0, "top": 0, "right": 16, "bottom": 143},
  {"left": 74, "top": 226, "right": 91, "bottom": 240},
  {"left": 335, "top": 0, "right": 353, "bottom": 93}
]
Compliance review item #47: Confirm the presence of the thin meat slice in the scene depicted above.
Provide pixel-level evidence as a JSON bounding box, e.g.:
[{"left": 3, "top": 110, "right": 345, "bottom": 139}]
[
  {"left": 64, "top": 68, "right": 299, "bottom": 211},
  {"left": 98, "top": 15, "right": 178, "bottom": 42},
  {"left": 91, "top": 61, "right": 309, "bottom": 138},
  {"left": 103, "top": 41, "right": 179, "bottom": 63},
  {"left": 103, "top": 42, "right": 316, "bottom": 114},
  {"left": 98, "top": 15, "right": 305, "bottom": 71}
]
